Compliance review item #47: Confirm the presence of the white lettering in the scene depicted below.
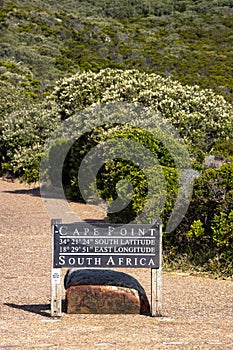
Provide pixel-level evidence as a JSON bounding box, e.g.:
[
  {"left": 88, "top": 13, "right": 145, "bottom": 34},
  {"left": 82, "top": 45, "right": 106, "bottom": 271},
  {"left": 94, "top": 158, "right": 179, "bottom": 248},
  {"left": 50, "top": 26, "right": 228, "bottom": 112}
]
[
  {"left": 59, "top": 226, "right": 68, "bottom": 236},
  {"left": 73, "top": 228, "right": 80, "bottom": 235},
  {"left": 139, "top": 258, "right": 146, "bottom": 265},
  {"left": 58, "top": 256, "right": 65, "bottom": 265},
  {"left": 68, "top": 257, "right": 76, "bottom": 265},
  {"left": 93, "top": 228, "right": 99, "bottom": 235},
  {"left": 94, "top": 258, "right": 102, "bottom": 265},
  {"left": 95, "top": 246, "right": 113, "bottom": 253},
  {"left": 84, "top": 227, "right": 89, "bottom": 235},
  {"left": 118, "top": 257, "right": 124, "bottom": 265},
  {"left": 108, "top": 226, "right": 115, "bottom": 235},
  {"left": 126, "top": 257, "right": 132, "bottom": 266},
  {"left": 95, "top": 238, "right": 119, "bottom": 245},
  {"left": 148, "top": 258, "right": 156, "bottom": 266},
  {"left": 57, "top": 256, "right": 157, "bottom": 267},
  {"left": 120, "top": 228, "right": 127, "bottom": 236},
  {"left": 138, "top": 228, "right": 145, "bottom": 236},
  {"left": 150, "top": 229, "right": 156, "bottom": 236},
  {"left": 106, "top": 256, "right": 115, "bottom": 265}
]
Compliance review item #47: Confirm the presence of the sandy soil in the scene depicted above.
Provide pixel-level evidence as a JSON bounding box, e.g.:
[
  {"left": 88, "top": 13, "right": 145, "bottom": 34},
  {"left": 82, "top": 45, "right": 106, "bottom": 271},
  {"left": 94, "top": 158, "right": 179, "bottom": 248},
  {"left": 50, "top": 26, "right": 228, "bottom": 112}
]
[{"left": 0, "top": 179, "right": 232, "bottom": 349}]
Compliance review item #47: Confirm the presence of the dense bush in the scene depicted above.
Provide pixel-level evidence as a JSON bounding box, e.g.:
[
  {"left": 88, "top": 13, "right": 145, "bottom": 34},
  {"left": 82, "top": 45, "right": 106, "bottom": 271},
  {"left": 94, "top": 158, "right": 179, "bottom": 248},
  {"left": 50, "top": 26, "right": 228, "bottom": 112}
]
[
  {"left": 0, "top": 99, "right": 60, "bottom": 180},
  {"left": 166, "top": 162, "right": 233, "bottom": 276},
  {"left": 210, "top": 139, "right": 233, "bottom": 160},
  {"left": 52, "top": 69, "right": 233, "bottom": 152},
  {"left": 55, "top": 122, "right": 180, "bottom": 224}
]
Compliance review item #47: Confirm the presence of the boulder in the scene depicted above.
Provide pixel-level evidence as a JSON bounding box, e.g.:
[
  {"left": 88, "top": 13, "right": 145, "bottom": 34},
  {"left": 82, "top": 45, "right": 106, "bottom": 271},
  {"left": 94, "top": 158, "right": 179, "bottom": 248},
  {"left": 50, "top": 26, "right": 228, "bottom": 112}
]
[
  {"left": 66, "top": 285, "right": 141, "bottom": 314},
  {"left": 64, "top": 269, "right": 150, "bottom": 315}
]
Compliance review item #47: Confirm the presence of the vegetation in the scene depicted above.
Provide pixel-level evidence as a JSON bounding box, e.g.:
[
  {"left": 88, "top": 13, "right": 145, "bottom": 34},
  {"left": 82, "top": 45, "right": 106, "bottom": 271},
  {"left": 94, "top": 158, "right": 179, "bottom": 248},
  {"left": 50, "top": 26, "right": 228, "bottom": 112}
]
[
  {"left": 0, "top": 0, "right": 233, "bottom": 276},
  {"left": 168, "top": 162, "right": 233, "bottom": 277},
  {"left": 1, "top": 0, "right": 233, "bottom": 101},
  {"left": 46, "top": 69, "right": 233, "bottom": 276}
]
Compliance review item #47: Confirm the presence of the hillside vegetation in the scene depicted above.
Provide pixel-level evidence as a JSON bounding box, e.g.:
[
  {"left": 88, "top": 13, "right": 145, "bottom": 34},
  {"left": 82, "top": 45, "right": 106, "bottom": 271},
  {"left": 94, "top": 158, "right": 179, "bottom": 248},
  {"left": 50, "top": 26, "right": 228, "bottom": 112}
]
[
  {"left": 1, "top": 0, "right": 233, "bottom": 101},
  {"left": 0, "top": 0, "right": 233, "bottom": 276}
]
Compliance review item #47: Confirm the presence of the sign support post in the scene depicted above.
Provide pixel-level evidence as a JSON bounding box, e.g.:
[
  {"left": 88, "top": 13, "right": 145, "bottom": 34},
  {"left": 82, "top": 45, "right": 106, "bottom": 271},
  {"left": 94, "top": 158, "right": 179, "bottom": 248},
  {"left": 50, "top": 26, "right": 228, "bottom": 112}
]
[
  {"left": 51, "top": 219, "right": 62, "bottom": 317},
  {"left": 151, "top": 221, "right": 162, "bottom": 316}
]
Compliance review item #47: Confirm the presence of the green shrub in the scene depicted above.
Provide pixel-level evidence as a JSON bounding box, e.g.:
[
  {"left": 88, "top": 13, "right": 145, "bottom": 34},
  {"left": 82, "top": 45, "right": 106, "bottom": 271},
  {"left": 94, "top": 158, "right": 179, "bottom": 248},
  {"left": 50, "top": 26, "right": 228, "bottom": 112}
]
[
  {"left": 211, "top": 139, "right": 233, "bottom": 159},
  {"left": 187, "top": 162, "right": 233, "bottom": 229},
  {"left": 55, "top": 122, "right": 180, "bottom": 222},
  {"left": 212, "top": 211, "right": 233, "bottom": 249},
  {"left": 187, "top": 219, "right": 205, "bottom": 245},
  {"left": 0, "top": 100, "right": 60, "bottom": 180},
  {"left": 170, "top": 162, "right": 233, "bottom": 276}
]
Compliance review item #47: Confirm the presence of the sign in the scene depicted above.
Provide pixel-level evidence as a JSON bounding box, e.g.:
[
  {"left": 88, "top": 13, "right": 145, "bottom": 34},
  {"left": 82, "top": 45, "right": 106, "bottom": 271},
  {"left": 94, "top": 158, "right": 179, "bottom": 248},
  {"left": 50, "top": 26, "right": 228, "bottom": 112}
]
[
  {"left": 51, "top": 218, "right": 162, "bottom": 318},
  {"left": 53, "top": 222, "right": 161, "bottom": 268}
]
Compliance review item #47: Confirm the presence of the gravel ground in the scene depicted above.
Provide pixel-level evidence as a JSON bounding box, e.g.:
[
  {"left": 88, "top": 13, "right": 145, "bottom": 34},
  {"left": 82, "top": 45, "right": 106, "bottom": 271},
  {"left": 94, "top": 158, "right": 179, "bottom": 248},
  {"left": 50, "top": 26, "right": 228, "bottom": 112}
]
[{"left": 0, "top": 179, "right": 232, "bottom": 349}]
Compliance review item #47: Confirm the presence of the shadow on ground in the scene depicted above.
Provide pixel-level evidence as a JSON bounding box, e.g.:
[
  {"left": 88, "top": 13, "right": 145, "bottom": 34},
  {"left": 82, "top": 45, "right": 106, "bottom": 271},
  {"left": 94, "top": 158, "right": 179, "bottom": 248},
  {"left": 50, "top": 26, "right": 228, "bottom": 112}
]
[
  {"left": 4, "top": 302, "right": 52, "bottom": 318},
  {"left": 3, "top": 187, "right": 41, "bottom": 197}
]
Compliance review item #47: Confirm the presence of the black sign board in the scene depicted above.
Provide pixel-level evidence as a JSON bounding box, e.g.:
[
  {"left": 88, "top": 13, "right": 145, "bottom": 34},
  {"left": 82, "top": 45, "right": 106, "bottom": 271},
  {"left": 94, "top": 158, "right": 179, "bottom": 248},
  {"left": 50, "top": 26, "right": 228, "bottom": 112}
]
[{"left": 52, "top": 222, "right": 161, "bottom": 268}]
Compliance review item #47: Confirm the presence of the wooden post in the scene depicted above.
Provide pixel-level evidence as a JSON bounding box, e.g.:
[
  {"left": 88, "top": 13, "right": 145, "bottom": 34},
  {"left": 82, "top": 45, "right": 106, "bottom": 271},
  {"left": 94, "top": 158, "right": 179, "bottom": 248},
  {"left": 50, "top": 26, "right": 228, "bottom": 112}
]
[
  {"left": 51, "top": 219, "right": 62, "bottom": 317},
  {"left": 151, "top": 221, "right": 162, "bottom": 316}
]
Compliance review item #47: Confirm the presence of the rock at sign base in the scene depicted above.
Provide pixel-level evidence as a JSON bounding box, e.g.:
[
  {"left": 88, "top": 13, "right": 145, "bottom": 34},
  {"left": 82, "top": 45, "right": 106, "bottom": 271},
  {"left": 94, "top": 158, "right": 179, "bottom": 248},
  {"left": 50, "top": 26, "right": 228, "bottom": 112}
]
[
  {"left": 64, "top": 269, "right": 150, "bottom": 315},
  {"left": 66, "top": 285, "right": 141, "bottom": 314}
]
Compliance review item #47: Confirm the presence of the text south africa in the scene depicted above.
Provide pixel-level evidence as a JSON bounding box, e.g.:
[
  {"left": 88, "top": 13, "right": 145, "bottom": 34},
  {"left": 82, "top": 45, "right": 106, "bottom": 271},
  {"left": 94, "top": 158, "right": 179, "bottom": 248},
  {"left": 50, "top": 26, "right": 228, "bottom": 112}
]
[{"left": 58, "top": 256, "right": 157, "bottom": 267}]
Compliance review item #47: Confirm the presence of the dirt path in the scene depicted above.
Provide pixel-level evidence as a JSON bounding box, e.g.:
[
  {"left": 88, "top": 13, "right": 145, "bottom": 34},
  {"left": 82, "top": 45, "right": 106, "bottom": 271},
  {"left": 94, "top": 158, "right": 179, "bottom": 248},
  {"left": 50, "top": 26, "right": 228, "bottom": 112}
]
[{"left": 0, "top": 179, "right": 232, "bottom": 349}]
